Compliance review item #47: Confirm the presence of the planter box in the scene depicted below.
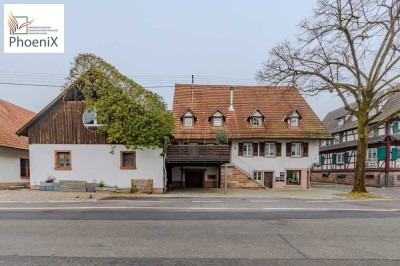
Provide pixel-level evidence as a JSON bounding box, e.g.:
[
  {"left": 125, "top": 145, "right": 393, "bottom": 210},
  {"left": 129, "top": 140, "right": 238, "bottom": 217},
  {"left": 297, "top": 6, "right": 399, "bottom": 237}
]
[{"left": 40, "top": 182, "right": 60, "bottom": 191}]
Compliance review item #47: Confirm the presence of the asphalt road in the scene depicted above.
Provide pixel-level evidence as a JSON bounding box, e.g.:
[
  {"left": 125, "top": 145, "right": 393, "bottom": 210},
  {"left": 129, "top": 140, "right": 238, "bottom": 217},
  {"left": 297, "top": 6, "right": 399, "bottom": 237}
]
[{"left": 0, "top": 197, "right": 400, "bottom": 265}]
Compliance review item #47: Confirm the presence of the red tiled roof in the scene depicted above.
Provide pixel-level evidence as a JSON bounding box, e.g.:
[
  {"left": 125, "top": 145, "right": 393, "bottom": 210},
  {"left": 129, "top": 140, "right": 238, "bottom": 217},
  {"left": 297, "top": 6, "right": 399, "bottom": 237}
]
[
  {"left": 0, "top": 99, "right": 35, "bottom": 150},
  {"left": 172, "top": 84, "right": 331, "bottom": 140}
]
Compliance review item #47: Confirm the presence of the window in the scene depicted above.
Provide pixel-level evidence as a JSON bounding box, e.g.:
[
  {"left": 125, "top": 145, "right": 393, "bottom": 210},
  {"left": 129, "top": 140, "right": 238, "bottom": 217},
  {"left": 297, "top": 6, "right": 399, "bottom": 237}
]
[
  {"left": 184, "top": 117, "right": 193, "bottom": 127},
  {"left": 337, "top": 153, "right": 344, "bottom": 164},
  {"left": 291, "top": 143, "right": 301, "bottom": 157},
  {"left": 120, "top": 151, "right": 136, "bottom": 169},
  {"left": 243, "top": 143, "right": 253, "bottom": 156},
  {"left": 367, "top": 148, "right": 377, "bottom": 161},
  {"left": 290, "top": 117, "right": 299, "bottom": 127},
  {"left": 286, "top": 170, "right": 301, "bottom": 185},
  {"left": 55, "top": 151, "right": 72, "bottom": 170},
  {"left": 20, "top": 159, "right": 29, "bottom": 178},
  {"left": 252, "top": 117, "right": 262, "bottom": 126},
  {"left": 338, "top": 118, "right": 344, "bottom": 126},
  {"left": 83, "top": 109, "right": 103, "bottom": 132},
  {"left": 213, "top": 117, "right": 222, "bottom": 127},
  {"left": 253, "top": 171, "right": 262, "bottom": 183},
  {"left": 265, "top": 143, "right": 275, "bottom": 156}
]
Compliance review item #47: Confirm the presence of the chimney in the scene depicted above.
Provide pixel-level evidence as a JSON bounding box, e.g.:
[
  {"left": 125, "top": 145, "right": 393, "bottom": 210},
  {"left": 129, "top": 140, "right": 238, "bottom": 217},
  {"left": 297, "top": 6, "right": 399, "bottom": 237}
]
[{"left": 229, "top": 87, "right": 235, "bottom": 112}]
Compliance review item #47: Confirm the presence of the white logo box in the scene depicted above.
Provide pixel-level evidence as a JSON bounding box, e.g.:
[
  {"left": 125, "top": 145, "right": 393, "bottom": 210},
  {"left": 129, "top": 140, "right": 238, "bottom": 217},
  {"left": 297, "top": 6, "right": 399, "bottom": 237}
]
[{"left": 4, "top": 4, "right": 64, "bottom": 53}]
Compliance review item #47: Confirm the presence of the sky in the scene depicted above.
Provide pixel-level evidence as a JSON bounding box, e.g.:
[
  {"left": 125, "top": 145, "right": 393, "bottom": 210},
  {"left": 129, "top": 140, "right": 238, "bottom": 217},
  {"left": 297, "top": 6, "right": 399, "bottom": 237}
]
[{"left": 0, "top": 0, "right": 342, "bottom": 119}]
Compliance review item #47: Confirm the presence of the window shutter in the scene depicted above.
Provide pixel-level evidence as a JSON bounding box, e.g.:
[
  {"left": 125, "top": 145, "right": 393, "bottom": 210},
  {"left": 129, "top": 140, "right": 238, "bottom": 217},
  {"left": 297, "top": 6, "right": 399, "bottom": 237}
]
[
  {"left": 394, "top": 121, "right": 399, "bottom": 133},
  {"left": 344, "top": 152, "right": 349, "bottom": 163},
  {"left": 286, "top": 143, "right": 291, "bottom": 157},
  {"left": 259, "top": 143, "right": 265, "bottom": 156},
  {"left": 238, "top": 143, "right": 243, "bottom": 156},
  {"left": 391, "top": 148, "right": 398, "bottom": 160},
  {"left": 320, "top": 155, "right": 325, "bottom": 165},
  {"left": 302, "top": 143, "right": 309, "bottom": 157},
  {"left": 276, "top": 143, "right": 282, "bottom": 157},
  {"left": 377, "top": 146, "right": 386, "bottom": 160},
  {"left": 332, "top": 153, "right": 337, "bottom": 164},
  {"left": 253, "top": 143, "right": 258, "bottom": 156}
]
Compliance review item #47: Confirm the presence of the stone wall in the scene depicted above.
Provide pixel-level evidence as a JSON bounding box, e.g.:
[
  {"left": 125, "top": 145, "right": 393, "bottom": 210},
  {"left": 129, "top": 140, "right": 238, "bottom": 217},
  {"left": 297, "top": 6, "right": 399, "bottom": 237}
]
[
  {"left": 311, "top": 171, "right": 400, "bottom": 187},
  {"left": 131, "top": 179, "right": 153, "bottom": 194},
  {"left": 220, "top": 165, "right": 264, "bottom": 189}
]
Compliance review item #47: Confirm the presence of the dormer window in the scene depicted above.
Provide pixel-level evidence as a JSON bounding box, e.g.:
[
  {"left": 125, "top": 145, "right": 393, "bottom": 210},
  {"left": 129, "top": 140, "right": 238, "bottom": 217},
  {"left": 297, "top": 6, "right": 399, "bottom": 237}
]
[
  {"left": 247, "top": 109, "right": 266, "bottom": 127},
  {"left": 209, "top": 109, "right": 226, "bottom": 127},
  {"left": 184, "top": 117, "right": 193, "bottom": 127},
  {"left": 213, "top": 117, "right": 222, "bottom": 127},
  {"left": 252, "top": 117, "right": 262, "bottom": 126},
  {"left": 338, "top": 118, "right": 344, "bottom": 126},
  {"left": 290, "top": 117, "right": 299, "bottom": 127},
  {"left": 284, "top": 108, "right": 303, "bottom": 127},
  {"left": 180, "top": 108, "right": 197, "bottom": 127}
]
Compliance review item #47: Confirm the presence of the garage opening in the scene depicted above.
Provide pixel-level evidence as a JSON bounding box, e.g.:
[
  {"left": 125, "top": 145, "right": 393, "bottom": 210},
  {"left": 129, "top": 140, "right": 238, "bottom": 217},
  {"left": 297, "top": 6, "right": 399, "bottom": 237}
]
[{"left": 184, "top": 170, "right": 204, "bottom": 188}]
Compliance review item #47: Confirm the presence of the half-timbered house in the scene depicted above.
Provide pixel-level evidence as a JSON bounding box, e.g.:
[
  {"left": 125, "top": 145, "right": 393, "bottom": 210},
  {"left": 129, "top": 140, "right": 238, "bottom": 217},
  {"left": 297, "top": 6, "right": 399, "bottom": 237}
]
[
  {"left": 0, "top": 99, "right": 35, "bottom": 187},
  {"left": 311, "top": 93, "right": 400, "bottom": 187},
  {"left": 166, "top": 84, "right": 331, "bottom": 189},
  {"left": 17, "top": 86, "right": 164, "bottom": 193}
]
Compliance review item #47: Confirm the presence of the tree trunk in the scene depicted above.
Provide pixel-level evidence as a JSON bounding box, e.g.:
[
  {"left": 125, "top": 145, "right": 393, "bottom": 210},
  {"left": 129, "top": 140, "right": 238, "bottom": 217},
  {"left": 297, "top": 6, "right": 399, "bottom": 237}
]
[{"left": 352, "top": 119, "right": 369, "bottom": 193}]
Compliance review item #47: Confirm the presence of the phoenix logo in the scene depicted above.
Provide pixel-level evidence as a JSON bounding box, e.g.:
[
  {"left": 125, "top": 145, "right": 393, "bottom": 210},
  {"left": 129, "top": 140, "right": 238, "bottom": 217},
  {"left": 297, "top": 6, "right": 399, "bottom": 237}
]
[{"left": 8, "top": 11, "right": 34, "bottom": 34}]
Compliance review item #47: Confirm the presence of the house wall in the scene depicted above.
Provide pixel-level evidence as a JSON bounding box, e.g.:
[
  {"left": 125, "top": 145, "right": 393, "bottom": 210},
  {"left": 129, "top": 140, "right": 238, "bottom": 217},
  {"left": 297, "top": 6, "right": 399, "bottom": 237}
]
[
  {"left": 231, "top": 139, "right": 319, "bottom": 189},
  {"left": 170, "top": 166, "right": 218, "bottom": 188},
  {"left": 0, "top": 146, "right": 29, "bottom": 185},
  {"left": 29, "top": 144, "right": 163, "bottom": 190}
]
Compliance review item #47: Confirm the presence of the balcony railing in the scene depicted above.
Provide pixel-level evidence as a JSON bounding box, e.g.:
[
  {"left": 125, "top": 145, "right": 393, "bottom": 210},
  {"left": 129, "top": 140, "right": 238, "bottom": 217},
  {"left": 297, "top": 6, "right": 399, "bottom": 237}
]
[{"left": 166, "top": 145, "right": 230, "bottom": 164}]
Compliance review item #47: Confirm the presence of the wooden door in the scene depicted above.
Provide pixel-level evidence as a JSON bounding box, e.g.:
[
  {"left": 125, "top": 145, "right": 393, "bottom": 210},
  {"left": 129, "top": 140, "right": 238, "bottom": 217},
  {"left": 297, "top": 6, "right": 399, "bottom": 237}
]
[{"left": 264, "top": 172, "right": 273, "bottom": 188}]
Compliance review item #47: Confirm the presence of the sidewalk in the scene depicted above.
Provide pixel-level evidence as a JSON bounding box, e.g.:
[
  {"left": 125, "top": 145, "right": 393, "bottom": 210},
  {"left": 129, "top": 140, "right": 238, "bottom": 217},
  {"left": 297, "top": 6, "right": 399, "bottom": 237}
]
[{"left": 0, "top": 183, "right": 398, "bottom": 202}]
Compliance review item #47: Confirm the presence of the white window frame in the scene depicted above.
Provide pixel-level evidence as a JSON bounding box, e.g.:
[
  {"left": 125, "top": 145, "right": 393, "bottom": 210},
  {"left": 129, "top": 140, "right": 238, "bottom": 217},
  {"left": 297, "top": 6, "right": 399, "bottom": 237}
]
[
  {"left": 291, "top": 143, "right": 302, "bottom": 157},
  {"left": 184, "top": 117, "right": 193, "bottom": 127},
  {"left": 290, "top": 117, "right": 299, "bottom": 127},
  {"left": 337, "top": 152, "right": 344, "bottom": 164},
  {"left": 252, "top": 117, "right": 262, "bottom": 126},
  {"left": 253, "top": 171, "right": 263, "bottom": 183},
  {"left": 213, "top": 117, "right": 222, "bottom": 127},
  {"left": 243, "top": 143, "right": 253, "bottom": 156},
  {"left": 83, "top": 109, "right": 104, "bottom": 132},
  {"left": 367, "top": 148, "right": 377, "bottom": 161},
  {"left": 264, "top": 143, "right": 275, "bottom": 156}
]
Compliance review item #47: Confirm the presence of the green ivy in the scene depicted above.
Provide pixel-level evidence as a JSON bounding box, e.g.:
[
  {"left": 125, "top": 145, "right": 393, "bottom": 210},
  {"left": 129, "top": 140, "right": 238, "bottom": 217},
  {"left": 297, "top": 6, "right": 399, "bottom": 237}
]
[{"left": 66, "top": 53, "right": 174, "bottom": 151}]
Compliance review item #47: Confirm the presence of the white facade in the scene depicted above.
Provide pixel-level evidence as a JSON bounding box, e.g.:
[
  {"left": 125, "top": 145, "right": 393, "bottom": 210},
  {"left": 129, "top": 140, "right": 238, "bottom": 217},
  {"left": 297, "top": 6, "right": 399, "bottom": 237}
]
[
  {"left": 0, "top": 146, "right": 29, "bottom": 184},
  {"left": 231, "top": 139, "right": 320, "bottom": 189},
  {"left": 29, "top": 144, "right": 164, "bottom": 189}
]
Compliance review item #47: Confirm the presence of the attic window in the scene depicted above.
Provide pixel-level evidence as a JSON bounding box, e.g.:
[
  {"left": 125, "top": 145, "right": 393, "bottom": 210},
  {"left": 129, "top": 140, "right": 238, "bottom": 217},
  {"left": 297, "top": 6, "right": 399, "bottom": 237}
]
[
  {"left": 252, "top": 117, "right": 262, "bottom": 126},
  {"left": 209, "top": 110, "right": 225, "bottom": 127},
  {"left": 285, "top": 109, "right": 302, "bottom": 127},
  {"left": 290, "top": 117, "right": 299, "bottom": 127},
  {"left": 181, "top": 109, "right": 196, "bottom": 127},
  {"left": 83, "top": 109, "right": 103, "bottom": 132},
  {"left": 337, "top": 118, "right": 344, "bottom": 126},
  {"left": 248, "top": 109, "right": 265, "bottom": 127},
  {"left": 184, "top": 117, "right": 193, "bottom": 127}
]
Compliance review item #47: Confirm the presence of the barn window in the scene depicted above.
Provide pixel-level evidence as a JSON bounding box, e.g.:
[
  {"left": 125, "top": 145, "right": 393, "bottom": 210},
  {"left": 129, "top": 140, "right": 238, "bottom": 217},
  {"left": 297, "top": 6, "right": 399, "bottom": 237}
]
[{"left": 55, "top": 151, "right": 72, "bottom": 170}]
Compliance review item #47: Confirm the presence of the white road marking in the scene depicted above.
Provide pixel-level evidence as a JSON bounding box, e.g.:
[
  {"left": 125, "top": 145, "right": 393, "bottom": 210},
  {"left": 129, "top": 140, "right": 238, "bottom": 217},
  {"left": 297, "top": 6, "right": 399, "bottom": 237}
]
[
  {"left": 250, "top": 200, "right": 280, "bottom": 203},
  {"left": 0, "top": 206, "right": 397, "bottom": 212},
  {"left": 192, "top": 201, "right": 222, "bottom": 203}
]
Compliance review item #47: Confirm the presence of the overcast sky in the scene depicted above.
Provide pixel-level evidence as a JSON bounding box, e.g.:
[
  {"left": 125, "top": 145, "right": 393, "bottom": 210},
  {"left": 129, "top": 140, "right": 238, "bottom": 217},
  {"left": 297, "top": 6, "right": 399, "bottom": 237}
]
[{"left": 0, "top": 0, "right": 342, "bottom": 119}]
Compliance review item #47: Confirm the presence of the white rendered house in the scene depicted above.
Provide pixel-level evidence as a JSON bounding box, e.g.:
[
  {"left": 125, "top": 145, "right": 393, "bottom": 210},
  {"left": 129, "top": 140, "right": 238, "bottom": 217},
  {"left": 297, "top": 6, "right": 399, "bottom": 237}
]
[
  {"left": 166, "top": 84, "right": 331, "bottom": 189},
  {"left": 17, "top": 87, "right": 164, "bottom": 193},
  {"left": 0, "top": 99, "right": 35, "bottom": 187}
]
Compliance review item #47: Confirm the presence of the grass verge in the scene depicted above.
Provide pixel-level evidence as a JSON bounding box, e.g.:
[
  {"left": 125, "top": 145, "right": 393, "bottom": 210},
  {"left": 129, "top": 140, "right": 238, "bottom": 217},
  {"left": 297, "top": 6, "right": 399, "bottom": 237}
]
[{"left": 336, "top": 192, "right": 383, "bottom": 199}]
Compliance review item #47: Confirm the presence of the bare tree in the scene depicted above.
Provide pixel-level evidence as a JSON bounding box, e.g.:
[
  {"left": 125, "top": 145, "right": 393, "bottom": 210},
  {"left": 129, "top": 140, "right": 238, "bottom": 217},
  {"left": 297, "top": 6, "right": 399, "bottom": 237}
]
[{"left": 257, "top": 0, "right": 400, "bottom": 193}]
